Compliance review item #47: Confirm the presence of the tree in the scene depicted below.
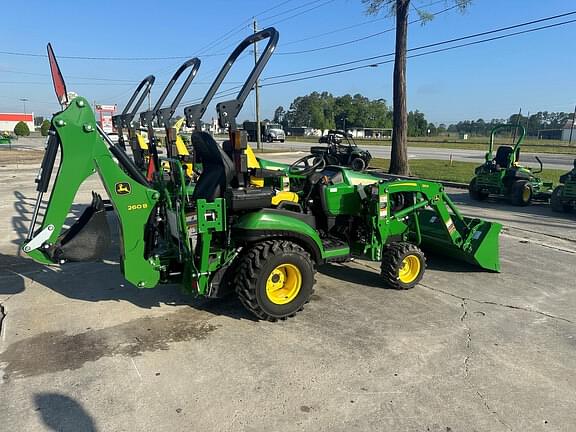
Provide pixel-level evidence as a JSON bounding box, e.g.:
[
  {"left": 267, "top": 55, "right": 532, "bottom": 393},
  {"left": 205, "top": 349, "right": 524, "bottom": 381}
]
[
  {"left": 40, "top": 119, "right": 51, "bottom": 137},
  {"left": 14, "top": 121, "right": 30, "bottom": 137},
  {"left": 363, "top": 0, "right": 471, "bottom": 174},
  {"left": 283, "top": 92, "right": 391, "bottom": 131},
  {"left": 273, "top": 106, "right": 286, "bottom": 125}
]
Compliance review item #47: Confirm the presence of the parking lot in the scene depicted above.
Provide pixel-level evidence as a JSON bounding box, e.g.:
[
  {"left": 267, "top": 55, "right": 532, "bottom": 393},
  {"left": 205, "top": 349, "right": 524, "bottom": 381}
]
[{"left": 1, "top": 153, "right": 575, "bottom": 432}]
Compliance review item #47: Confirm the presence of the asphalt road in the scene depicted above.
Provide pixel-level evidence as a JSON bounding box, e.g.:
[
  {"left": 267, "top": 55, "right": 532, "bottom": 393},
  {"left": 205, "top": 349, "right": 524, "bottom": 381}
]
[
  {"left": 274, "top": 140, "right": 576, "bottom": 171},
  {"left": 0, "top": 154, "right": 575, "bottom": 431},
  {"left": 5, "top": 136, "right": 576, "bottom": 170}
]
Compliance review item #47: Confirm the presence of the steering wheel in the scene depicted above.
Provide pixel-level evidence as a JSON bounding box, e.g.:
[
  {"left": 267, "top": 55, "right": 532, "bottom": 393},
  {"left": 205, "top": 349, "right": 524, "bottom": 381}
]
[{"left": 288, "top": 154, "right": 326, "bottom": 176}]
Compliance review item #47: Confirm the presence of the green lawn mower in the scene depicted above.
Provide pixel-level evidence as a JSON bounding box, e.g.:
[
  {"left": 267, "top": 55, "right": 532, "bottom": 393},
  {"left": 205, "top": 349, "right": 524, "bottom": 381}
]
[
  {"left": 551, "top": 159, "right": 576, "bottom": 213},
  {"left": 22, "top": 30, "right": 502, "bottom": 322},
  {"left": 469, "top": 125, "right": 553, "bottom": 206}
]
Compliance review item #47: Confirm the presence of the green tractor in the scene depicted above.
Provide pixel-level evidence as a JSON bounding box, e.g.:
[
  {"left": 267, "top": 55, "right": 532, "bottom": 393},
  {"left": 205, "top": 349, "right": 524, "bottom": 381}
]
[
  {"left": 0, "top": 132, "right": 11, "bottom": 145},
  {"left": 551, "top": 159, "right": 576, "bottom": 213},
  {"left": 22, "top": 31, "right": 502, "bottom": 321},
  {"left": 469, "top": 125, "right": 553, "bottom": 206}
]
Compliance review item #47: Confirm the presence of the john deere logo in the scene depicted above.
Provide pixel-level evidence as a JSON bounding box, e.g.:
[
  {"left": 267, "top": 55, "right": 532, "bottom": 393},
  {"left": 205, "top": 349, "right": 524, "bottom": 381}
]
[{"left": 115, "top": 182, "right": 131, "bottom": 195}]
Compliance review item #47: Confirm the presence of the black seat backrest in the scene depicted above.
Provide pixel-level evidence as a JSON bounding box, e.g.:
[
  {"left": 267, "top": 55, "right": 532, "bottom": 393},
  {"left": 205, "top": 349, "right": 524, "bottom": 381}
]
[
  {"left": 494, "top": 146, "right": 514, "bottom": 168},
  {"left": 191, "top": 131, "right": 235, "bottom": 201}
]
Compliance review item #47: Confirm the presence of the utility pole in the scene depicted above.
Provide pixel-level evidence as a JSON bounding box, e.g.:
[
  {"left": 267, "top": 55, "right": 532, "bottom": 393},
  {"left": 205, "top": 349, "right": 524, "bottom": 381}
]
[
  {"left": 19, "top": 98, "right": 29, "bottom": 115},
  {"left": 253, "top": 18, "right": 262, "bottom": 150},
  {"left": 511, "top": 107, "right": 521, "bottom": 144},
  {"left": 569, "top": 104, "right": 576, "bottom": 145}
]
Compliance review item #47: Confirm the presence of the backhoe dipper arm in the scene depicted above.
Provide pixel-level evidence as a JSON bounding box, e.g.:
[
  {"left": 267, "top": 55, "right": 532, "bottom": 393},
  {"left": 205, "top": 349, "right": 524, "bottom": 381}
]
[
  {"left": 184, "top": 27, "right": 279, "bottom": 131},
  {"left": 23, "top": 98, "right": 161, "bottom": 288}
]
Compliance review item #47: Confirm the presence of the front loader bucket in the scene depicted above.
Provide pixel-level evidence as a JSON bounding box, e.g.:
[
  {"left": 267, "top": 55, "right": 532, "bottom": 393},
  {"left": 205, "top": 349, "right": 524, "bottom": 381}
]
[
  {"left": 50, "top": 192, "right": 112, "bottom": 262},
  {"left": 417, "top": 210, "right": 502, "bottom": 272}
]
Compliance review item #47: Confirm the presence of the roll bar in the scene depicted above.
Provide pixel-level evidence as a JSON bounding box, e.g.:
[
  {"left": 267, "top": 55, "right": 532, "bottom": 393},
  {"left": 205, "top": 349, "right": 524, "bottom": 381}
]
[
  {"left": 139, "top": 58, "right": 201, "bottom": 173},
  {"left": 140, "top": 58, "right": 201, "bottom": 128},
  {"left": 184, "top": 27, "right": 279, "bottom": 131},
  {"left": 112, "top": 75, "right": 155, "bottom": 130},
  {"left": 487, "top": 124, "right": 526, "bottom": 160}
]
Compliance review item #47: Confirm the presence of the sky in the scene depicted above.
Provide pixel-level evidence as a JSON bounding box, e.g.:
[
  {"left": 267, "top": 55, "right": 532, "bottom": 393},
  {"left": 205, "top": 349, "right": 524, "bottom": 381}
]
[{"left": 0, "top": 0, "right": 574, "bottom": 125}]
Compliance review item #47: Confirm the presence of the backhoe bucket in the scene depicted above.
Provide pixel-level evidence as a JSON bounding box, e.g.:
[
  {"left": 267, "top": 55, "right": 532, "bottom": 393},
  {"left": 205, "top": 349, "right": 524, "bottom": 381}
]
[
  {"left": 417, "top": 210, "right": 502, "bottom": 272},
  {"left": 50, "top": 192, "right": 112, "bottom": 262}
]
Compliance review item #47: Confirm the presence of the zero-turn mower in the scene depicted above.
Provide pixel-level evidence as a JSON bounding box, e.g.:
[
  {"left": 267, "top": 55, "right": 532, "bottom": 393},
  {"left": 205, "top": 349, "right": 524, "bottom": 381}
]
[
  {"left": 551, "top": 159, "right": 576, "bottom": 213},
  {"left": 468, "top": 124, "right": 553, "bottom": 206},
  {"left": 22, "top": 30, "right": 502, "bottom": 321}
]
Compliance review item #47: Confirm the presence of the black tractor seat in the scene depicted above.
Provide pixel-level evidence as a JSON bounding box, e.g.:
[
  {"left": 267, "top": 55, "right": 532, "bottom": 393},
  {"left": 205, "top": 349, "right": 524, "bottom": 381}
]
[
  {"left": 191, "top": 131, "right": 235, "bottom": 201},
  {"left": 190, "top": 131, "right": 279, "bottom": 211}
]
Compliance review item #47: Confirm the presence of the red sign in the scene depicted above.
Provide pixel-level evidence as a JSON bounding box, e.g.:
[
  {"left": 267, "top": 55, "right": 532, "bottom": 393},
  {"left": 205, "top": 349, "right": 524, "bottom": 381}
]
[{"left": 0, "top": 113, "right": 33, "bottom": 122}]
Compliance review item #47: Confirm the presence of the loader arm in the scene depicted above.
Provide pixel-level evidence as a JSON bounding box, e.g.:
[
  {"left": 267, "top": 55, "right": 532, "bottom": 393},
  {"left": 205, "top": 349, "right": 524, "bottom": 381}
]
[
  {"left": 23, "top": 97, "right": 161, "bottom": 288},
  {"left": 374, "top": 180, "right": 501, "bottom": 271}
]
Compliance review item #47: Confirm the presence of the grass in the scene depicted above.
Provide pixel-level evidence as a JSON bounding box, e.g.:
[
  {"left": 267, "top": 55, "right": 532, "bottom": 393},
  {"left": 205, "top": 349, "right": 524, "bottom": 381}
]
[
  {"left": 286, "top": 136, "right": 576, "bottom": 155},
  {"left": 370, "top": 158, "right": 566, "bottom": 185}
]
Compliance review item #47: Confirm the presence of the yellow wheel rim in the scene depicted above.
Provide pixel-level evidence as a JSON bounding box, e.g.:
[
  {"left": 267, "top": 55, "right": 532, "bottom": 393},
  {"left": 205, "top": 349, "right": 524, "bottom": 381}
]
[
  {"left": 522, "top": 187, "right": 530, "bottom": 202},
  {"left": 398, "top": 255, "right": 421, "bottom": 284},
  {"left": 265, "top": 263, "right": 302, "bottom": 305}
]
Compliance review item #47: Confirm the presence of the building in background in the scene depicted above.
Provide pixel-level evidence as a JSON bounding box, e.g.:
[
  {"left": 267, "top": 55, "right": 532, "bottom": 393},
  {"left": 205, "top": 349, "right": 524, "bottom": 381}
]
[
  {"left": 561, "top": 119, "right": 576, "bottom": 142},
  {"left": 0, "top": 113, "right": 34, "bottom": 133}
]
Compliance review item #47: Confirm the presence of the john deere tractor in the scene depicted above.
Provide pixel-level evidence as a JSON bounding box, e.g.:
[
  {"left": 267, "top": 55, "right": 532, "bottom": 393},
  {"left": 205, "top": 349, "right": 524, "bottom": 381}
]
[
  {"left": 469, "top": 125, "right": 553, "bottom": 206},
  {"left": 551, "top": 159, "right": 576, "bottom": 213},
  {"left": 22, "top": 30, "right": 502, "bottom": 321}
]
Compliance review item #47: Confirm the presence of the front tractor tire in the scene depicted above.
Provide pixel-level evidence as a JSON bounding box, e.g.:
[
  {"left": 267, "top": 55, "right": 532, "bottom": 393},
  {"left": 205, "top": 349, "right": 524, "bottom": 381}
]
[
  {"left": 468, "top": 177, "right": 488, "bottom": 201},
  {"left": 380, "top": 242, "right": 426, "bottom": 290},
  {"left": 511, "top": 180, "right": 533, "bottom": 206},
  {"left": 235, "top": 240, "right": 315, "bottom": 321}
]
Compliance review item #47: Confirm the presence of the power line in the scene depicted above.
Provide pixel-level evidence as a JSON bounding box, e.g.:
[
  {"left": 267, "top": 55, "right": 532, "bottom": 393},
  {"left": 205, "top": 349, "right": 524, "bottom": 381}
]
[
  {"left": 0, "top": 0, "right": 322, "bottom": 62},
  {"left": 260, "top": 17, "right": 576, "bottom": 88},
  {"left": 0, "top": 69, "right": 140, "bottom": 83},
  {"left": 276, "top": 4, "right": 459, "bottom": 55},
  {"left": 279, "top": 0, "right": 446, "bottom": 47},
  {"left": 263, "top": 0, "right": 337, "bottom": 26},
  {"left": 180, "top": 13, "right": 576, "bottom": 106},
  {"left": 265, "top": 10, "right": 576, "bottom": 79}
]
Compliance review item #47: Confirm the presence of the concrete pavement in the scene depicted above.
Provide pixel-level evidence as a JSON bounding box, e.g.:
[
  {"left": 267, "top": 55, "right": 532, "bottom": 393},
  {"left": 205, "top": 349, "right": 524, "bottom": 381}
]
[{"left": 0, "top": 152, "right": 575, "bottom": 431}]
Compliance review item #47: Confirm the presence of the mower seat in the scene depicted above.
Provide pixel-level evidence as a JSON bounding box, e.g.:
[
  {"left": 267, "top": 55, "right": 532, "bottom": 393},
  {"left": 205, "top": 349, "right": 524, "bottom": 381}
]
[
  {"left": 191, "top": 131, "right": 235, "bottom": 201},
  {"left": 494, "top": 146, "right": 515, "bottom": 169}
]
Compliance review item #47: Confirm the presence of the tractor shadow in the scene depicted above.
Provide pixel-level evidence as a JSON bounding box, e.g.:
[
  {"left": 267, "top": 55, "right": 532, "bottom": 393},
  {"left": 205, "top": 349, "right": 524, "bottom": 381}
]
[
  {"left": 0, "top": 251, "right": 253, "bottom": 320},
  {"left": 318, "top": 263, "right": 383, "bottom": 288},
  {"left": 7, "top": 192, "right": 253, "bottom": 320},
  {"left": 319, "top": 255, "right": 482, "bottom": 288}
]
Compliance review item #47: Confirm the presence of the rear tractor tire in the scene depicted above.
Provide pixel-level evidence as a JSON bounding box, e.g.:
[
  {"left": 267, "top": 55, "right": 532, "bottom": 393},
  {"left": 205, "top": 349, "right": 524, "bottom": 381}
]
[
  {"left": 511, "top": 180, "right": 532, "bottom": 206},
  {"left": 468, "top": 177, "right": 488, "bottom": 201},
  {"left": 234, "top": 240, "right": 315, "bottom": 321},
  {"left": 380, "top": 242, "right": 426, "bottom": 290}
]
